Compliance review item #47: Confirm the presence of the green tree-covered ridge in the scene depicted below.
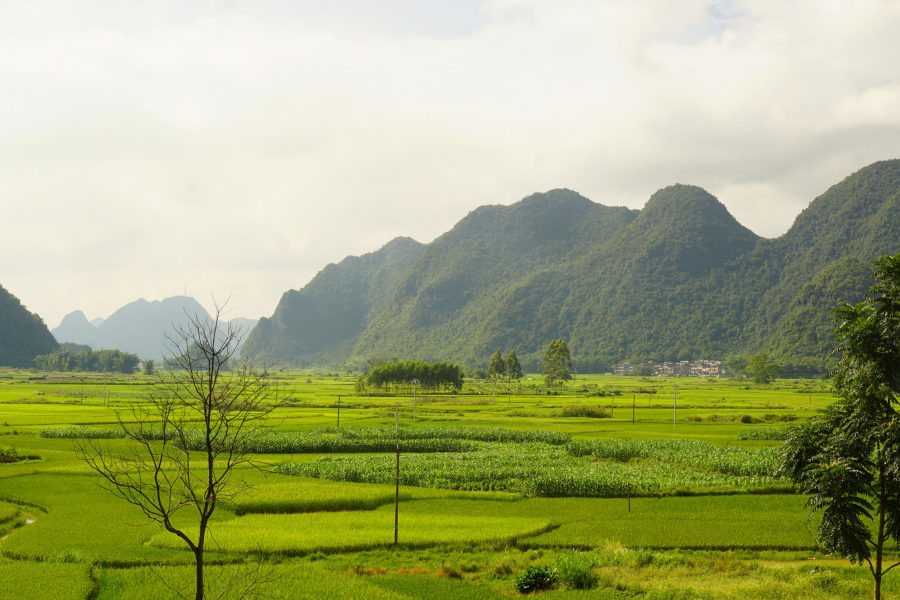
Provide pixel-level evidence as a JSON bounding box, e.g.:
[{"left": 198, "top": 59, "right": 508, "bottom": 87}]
[
  {"left": 0, "top": 283, "right": 57, "bottom": 367},
  {"left": 243, "top": 160, "right": 900, "bottom": 373}
]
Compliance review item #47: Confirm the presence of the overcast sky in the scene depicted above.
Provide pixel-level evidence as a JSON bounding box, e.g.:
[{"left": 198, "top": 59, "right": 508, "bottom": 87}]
[{"left": 2, "top": 0, "right": 899, "bottom": 328}]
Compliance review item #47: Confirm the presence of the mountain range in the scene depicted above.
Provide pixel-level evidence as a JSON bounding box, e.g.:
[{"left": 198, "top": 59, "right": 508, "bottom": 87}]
[
  {"left": 242, "top": 159, "right": 900, "bottom": 374},
  {"left": 52, "top": 297, "right": 258, "bottom": 361}
]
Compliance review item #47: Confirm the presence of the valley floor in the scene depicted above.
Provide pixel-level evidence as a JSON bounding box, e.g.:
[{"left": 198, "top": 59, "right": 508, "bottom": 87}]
[{"left": 0, "top": 371, "right": 892, "bottom": 599}]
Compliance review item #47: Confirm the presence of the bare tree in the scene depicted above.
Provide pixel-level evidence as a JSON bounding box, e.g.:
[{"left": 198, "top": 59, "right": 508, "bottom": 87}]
[{"left": 77, "top": 302, "right": 280, "bottom": 600}]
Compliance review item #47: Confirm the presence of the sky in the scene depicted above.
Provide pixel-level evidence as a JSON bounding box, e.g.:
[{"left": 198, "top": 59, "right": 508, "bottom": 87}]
[{"left": 2, "top": 0, "right": 900, "bottom": 329}]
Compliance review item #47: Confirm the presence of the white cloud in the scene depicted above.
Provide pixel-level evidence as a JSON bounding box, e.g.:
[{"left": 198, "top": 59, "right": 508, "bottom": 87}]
[{"left": 1, "top": 0, "right": 899, "bottom": 327}]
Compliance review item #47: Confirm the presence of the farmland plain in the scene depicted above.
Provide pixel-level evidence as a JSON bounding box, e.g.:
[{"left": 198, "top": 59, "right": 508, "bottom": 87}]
[{"left": 0, "top": 368, "right": 894, "bottom": 599}]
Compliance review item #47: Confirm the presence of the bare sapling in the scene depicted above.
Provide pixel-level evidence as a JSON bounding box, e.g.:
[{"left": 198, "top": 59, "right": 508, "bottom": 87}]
[{"left": 77, "top": 301, "right": 281, "bottom": 600}]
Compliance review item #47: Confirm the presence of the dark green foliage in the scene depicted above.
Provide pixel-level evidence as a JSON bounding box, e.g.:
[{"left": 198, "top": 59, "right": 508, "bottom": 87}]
[
  {"left": 505, "top": 350, "right": 522, "bottom": 382},
  {"left": 745, "top": 353, "right": 784, "bottom": 384},
  {"left": 143, "top": 358, "right": 154, "bottom": 375},
  {"left": 365, "top": 360, "right": 464, "bottom": 393},
  {"left": 766, "top": 256, "right": 874, "bottom": 373},
  {"left": 487, "top": 350, "right": 506, "bottom": 380},
  {"left": 514, "top": 565, "right": 558, "bottom": 593},
  {"left": 32, "top": 348, "right": 141, "bottom": 373},
  {"left": 242, "top": 237, "right": 425, "bottom": 365},
  {"left": 0, "top": 284, "right": 57, "bottom": 367},
  {"left": 778, "top": 254, "right": 900, "bottom": 599},
  {"left": 542, "top": 339, "right": 571, "bottom": 385}
]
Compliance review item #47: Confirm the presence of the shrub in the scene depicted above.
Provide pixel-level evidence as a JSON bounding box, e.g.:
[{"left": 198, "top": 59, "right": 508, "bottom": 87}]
[
  {"left": 515, "top": 565, "right": 558, "bottom": 594},
  {"left": 561, "top": 406, "right": 610, "bottom": 419},
  {"left": 555, "top": 551, "right": 596, "bottom": 589}
]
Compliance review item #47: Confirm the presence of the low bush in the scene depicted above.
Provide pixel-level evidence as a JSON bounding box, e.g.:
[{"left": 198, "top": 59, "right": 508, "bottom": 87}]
[{"left": 515, "top": 565, "right": 558, "bottom": 593}]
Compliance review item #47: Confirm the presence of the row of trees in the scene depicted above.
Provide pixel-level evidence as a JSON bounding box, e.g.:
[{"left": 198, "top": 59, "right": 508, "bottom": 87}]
[
  {"left": 33, "top": 348, "right": 142, "bottom": 374},
  {"left": 487, "top": 350, "right": 523, "bottom": 385},
  {"left": 361, "top": 360, "right": 464, "bottom": 393}
]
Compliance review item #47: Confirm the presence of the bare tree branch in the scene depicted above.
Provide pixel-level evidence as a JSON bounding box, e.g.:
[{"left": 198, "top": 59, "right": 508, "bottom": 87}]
[{"left": 77, "top": 299, "right": 282, "bottom": 600}]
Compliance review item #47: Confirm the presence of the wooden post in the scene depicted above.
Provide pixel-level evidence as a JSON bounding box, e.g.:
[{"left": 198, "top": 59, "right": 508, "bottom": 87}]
[{"left": 394, "top": 441, "right": 400, "bottom": 546}]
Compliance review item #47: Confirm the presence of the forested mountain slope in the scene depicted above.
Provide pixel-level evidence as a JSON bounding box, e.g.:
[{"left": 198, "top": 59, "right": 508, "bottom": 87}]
[
  {"left": 0, "top": 284, "right": 57, "bottom": 367},
  {"left": 247, "top": 159, "right": 900, "bottom": 372},
  {"left": 745, "top": 160, "right": 900, "bottom": 347},
  {"left": 242, "top": 236, "right": 425, "bottom": 366},
  {"left": 470, "top": 184, "right": 762, "bottom": 368},
  {"left": 352, "top": 190, "right": 637, "bottom": 366}
]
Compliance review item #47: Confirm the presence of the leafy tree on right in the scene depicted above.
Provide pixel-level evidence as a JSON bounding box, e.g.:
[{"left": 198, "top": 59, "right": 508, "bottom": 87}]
[{"left": 779, "top": 253, "right": 900, "bottom": 600}]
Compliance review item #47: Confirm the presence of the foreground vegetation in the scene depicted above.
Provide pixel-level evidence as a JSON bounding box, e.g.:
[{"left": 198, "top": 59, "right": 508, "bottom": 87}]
[{"left": 1, "top": 369, "right": 896, "bottom": 598}]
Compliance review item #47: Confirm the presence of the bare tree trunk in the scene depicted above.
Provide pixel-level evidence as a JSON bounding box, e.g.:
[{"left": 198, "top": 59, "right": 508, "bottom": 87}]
[{"left": 195, "top": 546, "right": 204, "bottom": 600}]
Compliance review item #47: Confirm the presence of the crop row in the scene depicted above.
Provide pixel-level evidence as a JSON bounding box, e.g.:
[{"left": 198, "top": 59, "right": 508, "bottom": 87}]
[
  {"left": 275, "top": 442, "right": 781, "bottom": 497},
  {"left": 39, "top": 427, "right": 474, "bottom": 454},
  {"left": 738, "top": 428, "right": 790, "bottom": 440},
  {"left": 316, "top": 426, "right": 572, "bottom": 445},
  {"left": 176, "top": 430, "right": 476, "bottom": 454},
  {"left": 565, "top": 438, "right": 780, "bottom": 477},
  {"left": 38, "top": 426, "right": 170, "bottom": 440}
]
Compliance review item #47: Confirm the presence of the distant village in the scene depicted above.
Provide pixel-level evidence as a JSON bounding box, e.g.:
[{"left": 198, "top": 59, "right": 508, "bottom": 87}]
[{"left": 612, "top": 360, "right": 728, "bottom": 378}]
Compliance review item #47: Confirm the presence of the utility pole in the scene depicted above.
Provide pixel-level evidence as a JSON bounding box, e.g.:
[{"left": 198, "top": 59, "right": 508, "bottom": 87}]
[
  {"left": 673, "top": 384, "right": 677, "bottom": 426},
  {"left": 394, "top": 440, "right": 400, "bottom": 547}
]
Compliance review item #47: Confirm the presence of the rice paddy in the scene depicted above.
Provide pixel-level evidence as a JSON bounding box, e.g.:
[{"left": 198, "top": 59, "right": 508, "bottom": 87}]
[{"left": 0, "top": 368, "right": 892, "bottom": 599}]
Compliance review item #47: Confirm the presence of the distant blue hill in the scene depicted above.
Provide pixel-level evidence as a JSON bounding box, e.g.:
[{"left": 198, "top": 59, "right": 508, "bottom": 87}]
[{"left": 52, "top": 297, "right": 256, "bottom": 361}]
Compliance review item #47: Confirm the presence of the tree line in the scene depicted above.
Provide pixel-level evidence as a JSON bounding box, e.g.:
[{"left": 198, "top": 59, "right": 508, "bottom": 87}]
[
  {"left": 360, "top": 360, "right": 465, "bottom": 394},
  {"left": 33, "top": 348, "right": 145, "bottom": 374}
]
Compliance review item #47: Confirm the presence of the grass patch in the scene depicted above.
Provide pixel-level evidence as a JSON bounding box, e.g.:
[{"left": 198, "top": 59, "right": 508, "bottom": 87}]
[
  {"left": 0, "top": 558, "right": 93, "bottom": 600},
  {"left": 150, "top": 499, "right": 550, "bottom": 555}
]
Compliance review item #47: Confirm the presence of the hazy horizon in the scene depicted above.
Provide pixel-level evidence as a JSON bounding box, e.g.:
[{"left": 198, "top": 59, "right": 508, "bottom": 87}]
[{"left": 2, "top": 0, "right": 899, "bottom": 327}]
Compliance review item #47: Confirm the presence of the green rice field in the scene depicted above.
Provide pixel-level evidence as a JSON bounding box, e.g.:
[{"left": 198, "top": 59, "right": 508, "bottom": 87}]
[{"left": 0, "top": 367, "right": 895, "bottom": 598}]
